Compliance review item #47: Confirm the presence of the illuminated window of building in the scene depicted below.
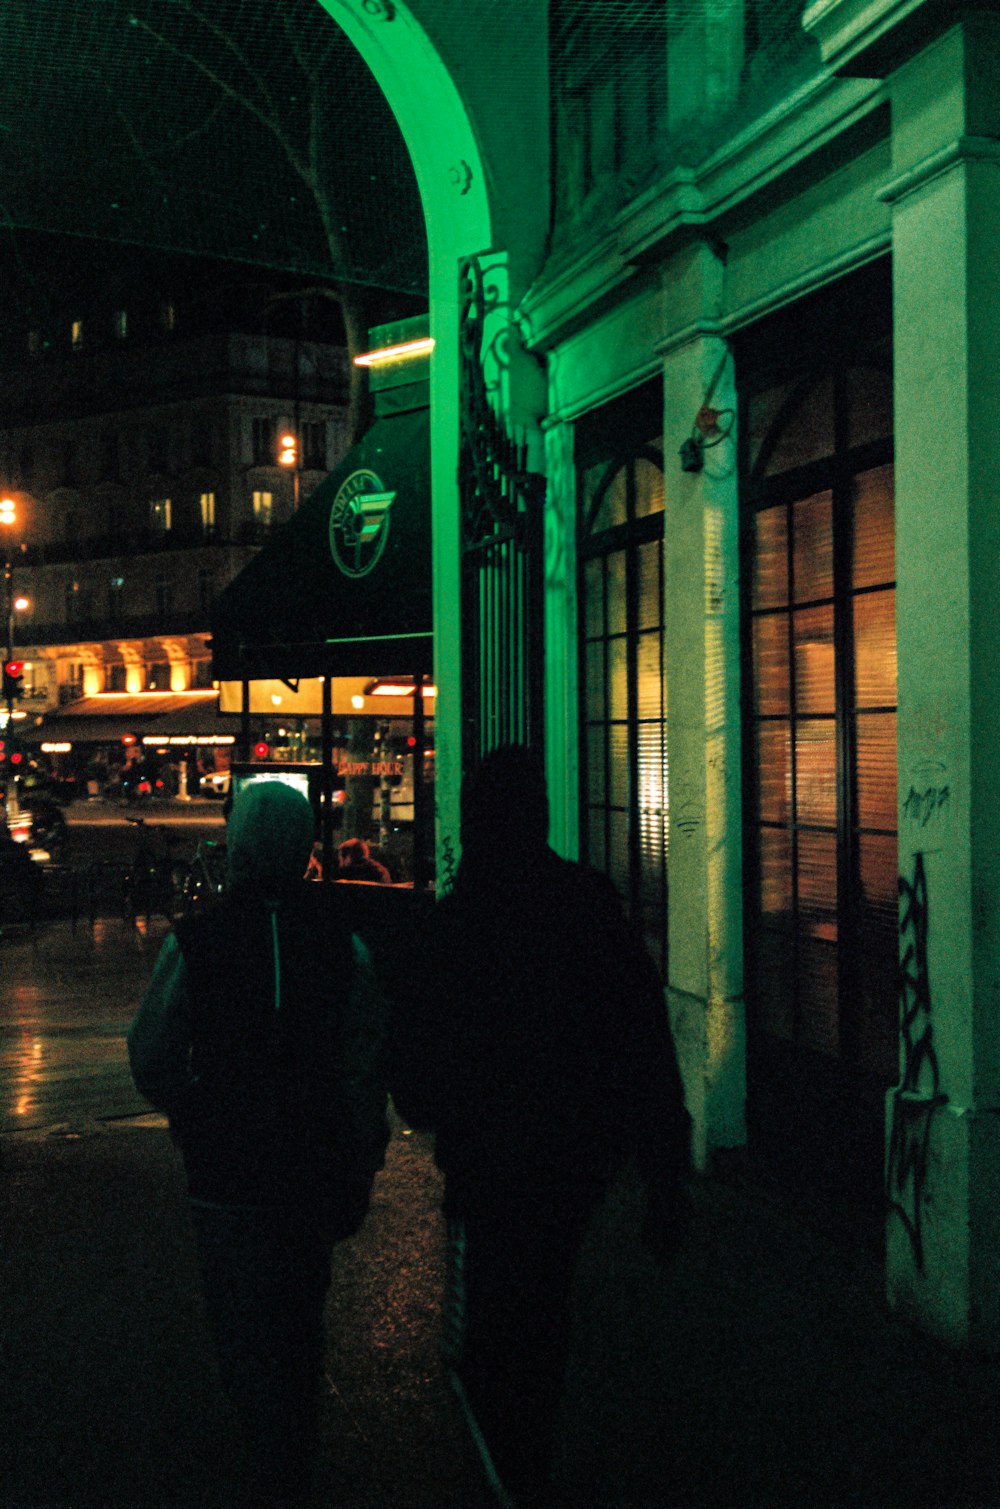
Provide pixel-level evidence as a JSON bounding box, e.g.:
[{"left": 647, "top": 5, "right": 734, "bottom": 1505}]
[
  {"left": 65, "top": 580, "right": 80, "bottom": 621},
  {"left": 160, "top": 299, "right": 176, "bottom": 333},
  {"left": 577, "top": 382, "right": 667, "bottom": 975},
  {"left": 27, "top": 329, "right": 40, "bottom": 355},
  {"left": 71, "top": 318, "right": 84, "bottom": 350},
  {"left": 149, "top": 497, "right": 172, "bottom": 532},
  {"left": 252, "top": 489, "right": 273, "bottom": 527},
  {"left": 199, "top": 491, "right": 216, "bottom": 532},
  {"left": 741, "top": 300, "right": 896, "bottom": 1097},
  {"left": 113, "top": 309, "right": 128, "bottom": 340},
  {"left": 109, "top": 575, "right": 125, "bottom": 621},
  {"left": 105, "top": 662, "right": 127, "bottom": 692}
]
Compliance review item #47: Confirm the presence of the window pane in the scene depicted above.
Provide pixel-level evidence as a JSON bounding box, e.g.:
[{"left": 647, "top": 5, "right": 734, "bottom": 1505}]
[
  {"left": 792, "top": 491, "right": 833, "bottom": 603},
  {"left": 759, "top": 826, "right": 792, "bottom": 925},
  {"left": 607, "top": 549, "right": 627, "bottom": 635},
  {"left": 794, "top": 720, "right": 837, "bottom": 828},
  {"left": 608, "top": 636, "right": 628, "bottom": 719},
  {"left": 755, "top": 928, "right": 795, "bottom": 1039},
  {"left": 793, "top": 605, "right": 835, "bottom": 715},
  {"left": 633, "top": 455, "right": 664, "bottom": 518},
  {"left": 858, "top": 831, "right": 898, "bottom": 922},
  {"left": 586, "top": 724, "right": 606, "bottom": 805},
  {"left": 855, "top": 712, "right": 897, "bottom": 832},
  {"left": 584, "top": 558, "right": 604, "bottom": 639},
  {"left": 753, "top": 505, "right": 787, "bottom": 610},
  {"left": 797, "top": 939, "right": 839, "bottom": 1057},
  {"left": 854, "top": 588, "right": 896, "bottom": 708},
  {"left": 756, "top": 723, "right": 791, "bottom": 825},
  {"left": 797, "top": 831, "right": 838, "bottom": 941},
  {"left": 746, "top": 380, "right": 796, "bottom": 476},
  {"left": 765, "top": 374, "right": 834, "bottom": 476},
  {"left": 609, "top": 722, "right": 629, "bottom": 809},
  {"left": 847, "top": 356, "right": 893, "bottom": 449},
  {"left": 853, "top": 465, "right": 895, "bottom": 590},
  {"left": 608, "top": 808, "right": 630, "bottom": 898},
  {"left": 753, "top": 614, "right": 789, "bottom": 716},
  {"left": 636, "top": 538, "right": 662, "bottom": 630},
  {"left": 585, "top": 641, "right": 605, "bottom": 720},
  {"left": 636, "top": 632, "right": 663, "bottom": 717},
  {"left": 592, "top": 466, "right": 627, "bottom": 533},
  {"left": 585, "top": 810, "right": 606, "bottom": 872}
]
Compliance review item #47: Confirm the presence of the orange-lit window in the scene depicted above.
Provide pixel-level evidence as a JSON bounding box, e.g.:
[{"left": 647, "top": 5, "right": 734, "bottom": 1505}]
[
  {"left": 744, "top": 342, "right": 896, "bottom": 1081},
  {"left": 578, "top": 386, "right": 667, "bottom": 975}
]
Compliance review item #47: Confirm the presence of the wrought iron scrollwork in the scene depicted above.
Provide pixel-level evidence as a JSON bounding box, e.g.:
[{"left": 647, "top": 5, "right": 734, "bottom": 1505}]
[{"left": 458, "top": 254, "right": 545, "bottom": 553}]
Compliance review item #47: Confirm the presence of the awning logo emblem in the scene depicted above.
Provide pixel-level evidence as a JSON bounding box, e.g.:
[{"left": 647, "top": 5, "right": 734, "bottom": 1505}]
[{"left": 329, "top": 468, "right": 395, "bottom": 577}]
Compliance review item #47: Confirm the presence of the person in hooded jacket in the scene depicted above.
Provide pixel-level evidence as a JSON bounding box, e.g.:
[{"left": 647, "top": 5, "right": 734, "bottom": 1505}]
[
  {"left": 128, "top": 780, "right": 389, "bottom": 1503},
  {"left": 391, "top": 745, "right": 691, "bottom": 1507}
]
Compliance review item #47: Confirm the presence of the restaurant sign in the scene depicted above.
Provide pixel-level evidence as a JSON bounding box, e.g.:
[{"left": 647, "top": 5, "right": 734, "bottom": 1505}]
[{"left": 329, "top": 468, "right": 396, "bottom": 578}]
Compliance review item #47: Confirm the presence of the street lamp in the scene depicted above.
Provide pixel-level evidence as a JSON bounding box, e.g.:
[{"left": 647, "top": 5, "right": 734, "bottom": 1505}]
[{"left": 278, "top": 430, "right": 300, "bottom": 510}]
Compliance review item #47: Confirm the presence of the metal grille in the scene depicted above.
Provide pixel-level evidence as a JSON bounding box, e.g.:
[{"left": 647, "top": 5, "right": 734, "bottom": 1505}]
[{"left": 458, "top": 256, "right": 545, "bottom": 768}]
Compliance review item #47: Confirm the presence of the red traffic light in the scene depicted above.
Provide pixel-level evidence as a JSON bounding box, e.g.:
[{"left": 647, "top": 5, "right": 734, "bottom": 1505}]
[
  {"left": 253, "top": 741, "right": 270, "bottom": 759},
  {"left": 4, "top": 660, "right": 23, "bottom": 677}
]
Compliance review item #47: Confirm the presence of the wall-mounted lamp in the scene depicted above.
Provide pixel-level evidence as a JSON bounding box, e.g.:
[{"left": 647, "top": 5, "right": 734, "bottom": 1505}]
[{"left": 679, "top": 351, "right": 734, "bottom": 473}]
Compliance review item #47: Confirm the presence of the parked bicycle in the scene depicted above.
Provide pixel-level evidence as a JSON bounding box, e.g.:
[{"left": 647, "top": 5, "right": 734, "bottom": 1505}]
[
  {"left": 173, "top": 835, "right": 227, "bottom": 918},
  {"left": 121, "top": 816, "right": 186, "bottom": 925}
]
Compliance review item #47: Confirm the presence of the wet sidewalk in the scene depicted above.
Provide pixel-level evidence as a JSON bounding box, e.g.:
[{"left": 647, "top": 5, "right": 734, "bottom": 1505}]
[{"left": 3, "top": 919, "right": 1000, "bottom": 1507}]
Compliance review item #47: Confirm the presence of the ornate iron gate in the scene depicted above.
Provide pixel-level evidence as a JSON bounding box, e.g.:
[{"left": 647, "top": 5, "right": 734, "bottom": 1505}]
[{"left": 458, "top": 254, "right": 546, "bottom": 768}]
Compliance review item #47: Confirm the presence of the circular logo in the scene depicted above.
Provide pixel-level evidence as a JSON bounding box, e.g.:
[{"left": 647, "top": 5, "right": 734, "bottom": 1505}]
[{"left": 328, "top": 468, "right": 395, "bottom": 578}]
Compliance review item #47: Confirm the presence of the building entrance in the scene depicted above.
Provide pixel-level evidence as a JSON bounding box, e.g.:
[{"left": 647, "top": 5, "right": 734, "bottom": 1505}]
[{"left": 738, "top": 269, "right": 897, "bottom": 1218}]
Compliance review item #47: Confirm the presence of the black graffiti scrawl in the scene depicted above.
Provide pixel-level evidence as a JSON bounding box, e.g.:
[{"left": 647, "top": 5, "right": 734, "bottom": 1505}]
[{"left": 887, "top": 852, "right": 948, "bottom": 1270}]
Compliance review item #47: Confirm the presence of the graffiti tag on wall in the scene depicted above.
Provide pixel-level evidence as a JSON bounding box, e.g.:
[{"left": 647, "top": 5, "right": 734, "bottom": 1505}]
[{"left": 886, "top": 851, "right": 948, "bottom": 1270}]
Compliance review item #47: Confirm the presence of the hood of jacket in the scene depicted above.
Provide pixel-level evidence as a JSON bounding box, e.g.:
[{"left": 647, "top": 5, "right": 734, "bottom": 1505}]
[{"left": 225, "top": 779, "right": 315, "bottom": 898}]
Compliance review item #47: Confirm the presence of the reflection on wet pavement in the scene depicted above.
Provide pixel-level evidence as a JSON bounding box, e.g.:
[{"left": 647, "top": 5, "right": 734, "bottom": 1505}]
[{"left": 1, "top": 917, "right": 170, "bottom": 1131}]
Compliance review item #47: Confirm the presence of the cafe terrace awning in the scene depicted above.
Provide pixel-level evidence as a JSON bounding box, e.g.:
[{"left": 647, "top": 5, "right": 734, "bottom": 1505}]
[
  {"left": 36, "top": 690, "right": 230, "bottom": 747},
  {"left": 210, "top": 402, "right": 431, "bottom": 684}
]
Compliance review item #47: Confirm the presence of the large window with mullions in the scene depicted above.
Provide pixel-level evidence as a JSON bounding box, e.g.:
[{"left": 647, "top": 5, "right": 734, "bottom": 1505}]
[
  {"left": 579, "top": 399, "right": 667, "bottom": 976},
  {"left": 742, "top": 313, "right": 897, "bottom": 1121}
]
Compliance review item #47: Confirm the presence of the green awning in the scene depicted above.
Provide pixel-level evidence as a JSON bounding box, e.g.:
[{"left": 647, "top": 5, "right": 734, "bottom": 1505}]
[
  {"left": 211, "top": 403, "right": 431, "bottom": 682},
  {"left": 211, "top": 401, "right": 431, "bottom": 685}
]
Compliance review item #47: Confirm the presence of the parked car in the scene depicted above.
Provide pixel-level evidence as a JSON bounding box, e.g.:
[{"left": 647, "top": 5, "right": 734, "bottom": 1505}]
[{"left": 199, "top": 770, "right": 231, "bottom": 799}]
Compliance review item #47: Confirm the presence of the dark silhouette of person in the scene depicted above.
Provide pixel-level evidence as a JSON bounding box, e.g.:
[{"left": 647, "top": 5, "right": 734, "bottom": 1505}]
[
  {"left": 336, "top": 836, "right": 391, "bottom": 884},
  {"left": 128, "top": 780, "right": 389, "bottom": 1502},
  {"left": 391, "top": 744, "right": 691, "bottom": 1506}
]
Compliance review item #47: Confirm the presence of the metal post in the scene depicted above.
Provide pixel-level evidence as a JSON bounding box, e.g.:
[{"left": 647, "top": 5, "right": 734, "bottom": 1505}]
[
  {"left": 321, "top": 673, "right": 334, "bottom": 882},
  {"left": 4, "top": 550, "right": 19, "bottom": 816},
  {"left": 240, "top": 679, "right": 251, "bottom": 762},
  {"left": 412, "top": 672, "right": 427, "bottom": 890}
]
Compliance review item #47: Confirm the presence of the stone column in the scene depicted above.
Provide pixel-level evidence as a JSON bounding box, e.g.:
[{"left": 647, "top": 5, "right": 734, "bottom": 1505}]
[
  {"left": 541, "top": 417, "right": 579, "bottom": 858},
  {"left": 881, "top": 15, "right": 1000, "bottom": 1348},
  {"left": 660, "top": 245, "right": 745, "bottom": 1167}
]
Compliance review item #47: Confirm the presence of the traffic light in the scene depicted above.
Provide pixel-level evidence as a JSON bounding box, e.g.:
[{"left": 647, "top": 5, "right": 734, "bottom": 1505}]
[
  {"left": 277, "top": 431, "right": 297, "bottom": 467},
  {"left": 2, "top": 659, "right": 24, "bottom": 702}
]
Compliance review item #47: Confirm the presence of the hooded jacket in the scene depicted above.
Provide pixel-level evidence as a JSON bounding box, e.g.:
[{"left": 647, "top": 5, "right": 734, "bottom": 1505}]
[{"left": 128, "top": 781, "right": 389, "bottom": 1209}]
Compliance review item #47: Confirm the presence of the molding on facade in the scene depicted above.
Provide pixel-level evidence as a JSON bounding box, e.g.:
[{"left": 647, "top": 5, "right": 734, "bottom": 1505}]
[
  {"left": 521, "top": 72, "right": 886, "bottom": 353},
  {"left": 803, "top": 0, "right": 939, "bottom": 75},
  {"left": 877, "top": 134, "right": 1000, "bottom": 204}
]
